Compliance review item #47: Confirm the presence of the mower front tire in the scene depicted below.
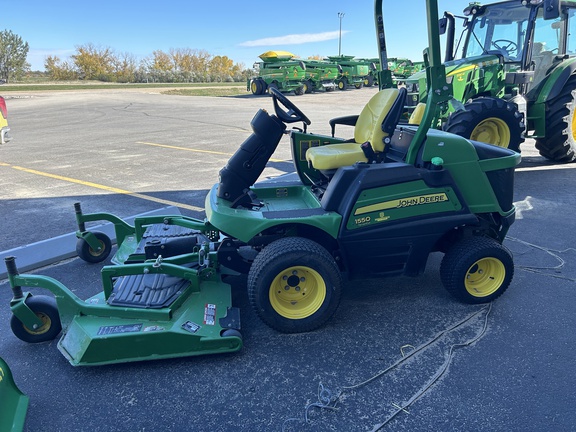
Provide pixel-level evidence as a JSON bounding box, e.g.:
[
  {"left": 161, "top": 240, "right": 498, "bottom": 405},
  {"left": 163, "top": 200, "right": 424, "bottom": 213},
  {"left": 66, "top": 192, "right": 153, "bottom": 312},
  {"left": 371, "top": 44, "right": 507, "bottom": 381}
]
[
  {"left": 440, "top": 236, "right": 514, "bottom": 304},
  {"left": 11, "top": 295, "right": 62, "bottom": 343},
  {"left": 247, "top": 237, "right": 342, "bottom": 333},
  {"left": 76, "top": 231, "right": 112, "bottom": 263}
]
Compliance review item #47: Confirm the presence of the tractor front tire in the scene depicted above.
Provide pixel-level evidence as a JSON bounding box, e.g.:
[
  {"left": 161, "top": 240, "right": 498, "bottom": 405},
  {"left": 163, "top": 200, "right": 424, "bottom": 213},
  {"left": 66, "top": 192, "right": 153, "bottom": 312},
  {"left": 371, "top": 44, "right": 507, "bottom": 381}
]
[
  {"left": 11, "top": 295, "right": 62, "bottom": 343},
  {"left": 247, "top": 237, "right": 343, "bottom": 333},
  {"left": 535, "top": 76, "right": 576, "bottom": 163},
  {"left": 443, "top": 97, "right": 524, "bottom": 152},
  {"left": 440, "top": 237, "right": 514, "bottom": 304}
]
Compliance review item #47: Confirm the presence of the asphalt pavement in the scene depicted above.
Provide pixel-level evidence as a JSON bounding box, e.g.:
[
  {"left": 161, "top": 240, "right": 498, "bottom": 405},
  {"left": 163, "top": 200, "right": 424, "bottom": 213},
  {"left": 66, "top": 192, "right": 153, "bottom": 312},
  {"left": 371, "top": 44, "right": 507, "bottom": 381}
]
[{"left": 0, "top": 87, "right": 575, "bottom": 432}]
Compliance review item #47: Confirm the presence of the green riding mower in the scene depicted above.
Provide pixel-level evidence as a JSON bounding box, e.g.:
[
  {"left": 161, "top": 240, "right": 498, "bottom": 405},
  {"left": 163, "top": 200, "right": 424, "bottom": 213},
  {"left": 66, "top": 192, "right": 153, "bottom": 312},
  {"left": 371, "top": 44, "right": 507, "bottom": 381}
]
[{"left": 4, "top": 0, "right": 520, "bottom": 364}]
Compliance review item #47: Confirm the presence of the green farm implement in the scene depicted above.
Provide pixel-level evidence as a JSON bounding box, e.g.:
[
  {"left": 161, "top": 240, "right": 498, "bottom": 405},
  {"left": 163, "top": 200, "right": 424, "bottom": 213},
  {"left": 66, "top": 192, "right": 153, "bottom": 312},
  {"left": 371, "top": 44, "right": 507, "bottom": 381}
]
[
  {"left": 248, "top": 51, "right": 307, "bottom": 95},
  {"left": 327, "top": 55, "right": 371, "bottom": 90}
]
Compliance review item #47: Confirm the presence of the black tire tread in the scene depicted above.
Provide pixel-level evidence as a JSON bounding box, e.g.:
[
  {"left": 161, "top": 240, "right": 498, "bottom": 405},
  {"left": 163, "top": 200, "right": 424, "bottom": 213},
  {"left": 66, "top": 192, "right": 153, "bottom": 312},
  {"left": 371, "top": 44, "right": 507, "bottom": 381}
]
[
  {"left": 247, "top": 237, "right": 342, "bottom": 333},
  {"left": 10, "top": 295, "right": 62, "bottom": 343},
  {"left": 440, "top": 236, "right": 514, "bottom": 304},
  {"left": 443, "top": 97, "right": 525, "bottom": 152},
  {"left": 534, "top": 75, "right": 576, "bottom": 163}
]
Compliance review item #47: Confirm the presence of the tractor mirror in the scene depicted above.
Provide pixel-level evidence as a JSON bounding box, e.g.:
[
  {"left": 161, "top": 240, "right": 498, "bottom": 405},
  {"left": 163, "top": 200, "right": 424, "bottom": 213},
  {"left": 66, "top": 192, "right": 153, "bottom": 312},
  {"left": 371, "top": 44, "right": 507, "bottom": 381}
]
[
  {"left": 543, "top": 0, "right": 560, "bottom": 20},
  {"left": 439, "top": 17, "right": 448, "bottom": 35}
]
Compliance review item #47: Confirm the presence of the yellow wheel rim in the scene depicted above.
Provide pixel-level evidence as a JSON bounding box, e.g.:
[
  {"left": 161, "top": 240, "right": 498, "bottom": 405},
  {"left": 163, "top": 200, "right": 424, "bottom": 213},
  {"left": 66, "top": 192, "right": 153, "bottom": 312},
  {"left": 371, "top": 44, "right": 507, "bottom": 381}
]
[
  {"left": 89, "top": 239, "right": 105, "bottom": 257},
  {"left": 464, "top": 258, "right": 506, "bottom": 297},
  {"left": 24, "top": 313, "right": 52, "bottom": 335},
  {"left": 470, "top": 118, "right": 511, "bottom": 148},
  {"left": 571, "top": 105, "right": 576, "bottom": 141},
  {"left": 338, "top": 81, "right": 345, "bottom": 90},
  {"left": 269, "top": 266, "right": 326, "bottom": 319},
  {"left": 251, "top": 82, "right": 258, "bottom": 93}
]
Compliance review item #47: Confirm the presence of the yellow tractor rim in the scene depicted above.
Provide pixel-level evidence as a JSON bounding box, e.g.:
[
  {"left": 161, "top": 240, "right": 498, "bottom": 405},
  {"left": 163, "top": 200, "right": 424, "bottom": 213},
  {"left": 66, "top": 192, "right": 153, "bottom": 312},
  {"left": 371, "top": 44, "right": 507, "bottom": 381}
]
[
  {"left": 571, "top": 106, "right": 576, "bottom": 141},
  {"left": 464, "top": 257, "right": 506, "bottom": 297},
  {"left": 338, "top": 81, "right": 345, "bottom": 90},
  {"left": 269, "top": 266, "right": 326, "bottom": 319},
  {"left": 470, "top": 117, "right": 511, "bottom": 148},
  {"left": 24, "top": 313, "right": 52, "bottom": 335},
  {"left": 251, "top": 81, "right": 258, "bottom": 93}
]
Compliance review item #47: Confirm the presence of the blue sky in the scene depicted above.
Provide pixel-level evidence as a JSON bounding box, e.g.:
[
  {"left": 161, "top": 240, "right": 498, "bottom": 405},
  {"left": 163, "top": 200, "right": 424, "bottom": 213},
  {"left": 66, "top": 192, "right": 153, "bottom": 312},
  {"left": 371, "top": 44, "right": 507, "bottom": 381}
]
[{"left": 4, "top": 0, "right": 464, "bottom": 71}]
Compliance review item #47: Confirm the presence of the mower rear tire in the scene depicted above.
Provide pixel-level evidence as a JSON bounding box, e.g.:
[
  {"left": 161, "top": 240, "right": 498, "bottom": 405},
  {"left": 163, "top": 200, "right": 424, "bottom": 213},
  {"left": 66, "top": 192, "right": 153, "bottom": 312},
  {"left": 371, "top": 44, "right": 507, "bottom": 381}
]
[
  {"left": 247, "top": 237, "right": 342, "bottom": 333},
  {"left": 443, "top": 97, "right": 524, "bottom": 152},
  {"left": 11, "top": 295, "right": 62, "bottom": 343},
  {"left": 535, "top": 76, "right": 576, "bottom": 162},
  {"left": 76, "top": 231, "right": 112, "bottom": 263},
  {"left": 440, "top": 236, "right": 514, "bottom": 304}
]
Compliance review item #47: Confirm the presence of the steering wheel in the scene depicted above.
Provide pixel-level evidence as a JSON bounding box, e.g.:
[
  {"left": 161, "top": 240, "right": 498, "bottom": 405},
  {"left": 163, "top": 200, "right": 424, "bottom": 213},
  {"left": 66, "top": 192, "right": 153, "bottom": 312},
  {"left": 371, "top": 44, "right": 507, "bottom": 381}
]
[
  {"left": 269, "top": 87, "right": 311, "bottom": 125},
  {"left": 492, "top": 39, "right": 518, "bottom": 57}
]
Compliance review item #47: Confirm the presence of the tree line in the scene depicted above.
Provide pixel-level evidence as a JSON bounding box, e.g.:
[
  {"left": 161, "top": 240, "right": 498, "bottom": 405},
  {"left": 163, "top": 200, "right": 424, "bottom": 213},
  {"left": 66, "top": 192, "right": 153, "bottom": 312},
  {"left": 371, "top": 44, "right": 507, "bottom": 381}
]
[{"left": 0, "top": 30, "right": 251, "bottom": 83}]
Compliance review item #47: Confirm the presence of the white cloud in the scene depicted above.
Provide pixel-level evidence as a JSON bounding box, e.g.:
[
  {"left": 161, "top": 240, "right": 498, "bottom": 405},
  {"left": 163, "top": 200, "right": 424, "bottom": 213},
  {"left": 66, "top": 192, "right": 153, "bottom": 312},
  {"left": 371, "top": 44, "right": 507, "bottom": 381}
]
[{"left": 239, "top": 30, "right": 349, "bottom": 47}]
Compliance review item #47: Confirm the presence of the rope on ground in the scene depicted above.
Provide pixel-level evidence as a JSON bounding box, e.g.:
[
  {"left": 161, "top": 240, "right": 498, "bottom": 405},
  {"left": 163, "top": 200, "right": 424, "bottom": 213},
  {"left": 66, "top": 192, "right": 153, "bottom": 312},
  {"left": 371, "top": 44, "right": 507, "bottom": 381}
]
[
  {"left": 507, "top": 236, "right": 576, "bottom": 282},
  {"left": 281, "top": 304, "right": 492, "bottom": 431}
]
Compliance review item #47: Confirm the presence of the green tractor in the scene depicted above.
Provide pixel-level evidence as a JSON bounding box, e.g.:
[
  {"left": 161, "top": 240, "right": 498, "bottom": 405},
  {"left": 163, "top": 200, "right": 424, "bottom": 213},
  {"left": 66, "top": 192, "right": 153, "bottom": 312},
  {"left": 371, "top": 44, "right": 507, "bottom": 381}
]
[
  {"left": 299, "top": 59, "right": 341, "bottom": 93},
  {"left": 356, "top": 58, "right": 381, "bottom": 87},
  {"left": 247, "top": 51, "right": 307, "bottom": 96},
  {"left": 388, "top": 57, "right": 425, "bottom": 80},
  {"left": 406, "top": 0, "right": 576, "bottom": 161},
  {"left": 5, "top": 0, "right": 520, "bottom": 364},
  {"left": 327, "top": 55, "right": 371, "bottom": 90}
]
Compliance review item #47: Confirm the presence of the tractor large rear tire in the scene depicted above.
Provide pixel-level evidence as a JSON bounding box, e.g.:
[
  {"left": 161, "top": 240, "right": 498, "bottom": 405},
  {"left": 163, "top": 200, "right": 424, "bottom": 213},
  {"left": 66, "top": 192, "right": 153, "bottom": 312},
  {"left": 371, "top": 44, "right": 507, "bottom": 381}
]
[
  {"left": 247, "top": 237, "right": 342, "bottom": 333},
  {"left": 534, "top": 76, "right": 576, "bottom": 163},
  {"left": 443, "top": 97, "right": 525, "bottom": 152}
]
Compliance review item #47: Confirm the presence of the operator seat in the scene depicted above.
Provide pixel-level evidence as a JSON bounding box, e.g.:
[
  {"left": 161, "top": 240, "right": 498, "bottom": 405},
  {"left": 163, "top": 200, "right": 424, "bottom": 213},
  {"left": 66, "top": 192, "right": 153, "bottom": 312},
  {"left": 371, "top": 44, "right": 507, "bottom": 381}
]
[
  {"left": 305, "top": 87, "right": 407, "bottom": 171},
  {"left": 408, "top": 102, "right": 426, "bottom": 125}
]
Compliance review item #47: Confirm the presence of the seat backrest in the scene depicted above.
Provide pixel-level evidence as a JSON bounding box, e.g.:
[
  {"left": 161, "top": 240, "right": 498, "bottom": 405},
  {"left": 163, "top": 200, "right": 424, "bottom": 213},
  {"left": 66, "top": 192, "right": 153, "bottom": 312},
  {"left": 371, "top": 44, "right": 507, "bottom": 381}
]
[
  {"left": 354, "top": 88, "right": 405, "bottom": 152},
  {"left": 408, "top": 103, "right": 426, "bottom": 125}
]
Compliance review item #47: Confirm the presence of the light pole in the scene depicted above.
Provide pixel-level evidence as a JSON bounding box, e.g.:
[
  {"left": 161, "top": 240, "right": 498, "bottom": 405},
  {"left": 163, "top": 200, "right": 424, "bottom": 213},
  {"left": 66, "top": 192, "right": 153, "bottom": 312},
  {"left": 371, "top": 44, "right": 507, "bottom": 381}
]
[{"left": 338, "top": 12, "right": 345, "bottom": 56}]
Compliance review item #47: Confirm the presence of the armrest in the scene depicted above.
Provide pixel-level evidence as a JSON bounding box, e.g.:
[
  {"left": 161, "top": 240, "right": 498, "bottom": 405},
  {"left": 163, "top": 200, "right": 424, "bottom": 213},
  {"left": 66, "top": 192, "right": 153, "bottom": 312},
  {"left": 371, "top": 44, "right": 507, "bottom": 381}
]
[{"left": 329, "top": 115, "right": 359, "bottom": 137}]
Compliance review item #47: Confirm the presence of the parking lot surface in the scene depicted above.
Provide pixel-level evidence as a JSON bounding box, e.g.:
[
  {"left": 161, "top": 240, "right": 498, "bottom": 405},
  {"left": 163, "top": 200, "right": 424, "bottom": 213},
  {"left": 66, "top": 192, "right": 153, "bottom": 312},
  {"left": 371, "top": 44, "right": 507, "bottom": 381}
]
[{"left": 1, "top": 88, "right": 575, "bottom": 431}]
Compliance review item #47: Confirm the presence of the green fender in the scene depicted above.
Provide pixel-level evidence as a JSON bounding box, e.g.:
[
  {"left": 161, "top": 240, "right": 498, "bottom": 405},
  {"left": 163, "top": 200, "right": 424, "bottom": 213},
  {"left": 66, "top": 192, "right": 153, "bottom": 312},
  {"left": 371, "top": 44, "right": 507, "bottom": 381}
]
[{"left": 529, "top": 57, "right": 576, "bottom": 137}]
